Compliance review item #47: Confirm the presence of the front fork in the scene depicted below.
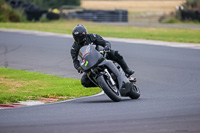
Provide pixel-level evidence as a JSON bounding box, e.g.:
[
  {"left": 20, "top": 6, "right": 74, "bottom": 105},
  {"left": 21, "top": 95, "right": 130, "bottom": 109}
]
[
  {"left": 87, "top": 68, "right": 116, "bottom": 87},
  {"left": 104, "top": 69, "right": 116, "bottom": 86}
]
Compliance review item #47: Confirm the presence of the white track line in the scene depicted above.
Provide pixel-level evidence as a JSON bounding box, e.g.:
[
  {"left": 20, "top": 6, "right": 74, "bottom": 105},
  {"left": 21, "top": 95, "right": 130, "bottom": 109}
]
[
  {"left": 1, "top": 28, "right": 200, "bottom": 49},
  {"left": 54, "top": 91, "right": 104, "bottom": 104}
]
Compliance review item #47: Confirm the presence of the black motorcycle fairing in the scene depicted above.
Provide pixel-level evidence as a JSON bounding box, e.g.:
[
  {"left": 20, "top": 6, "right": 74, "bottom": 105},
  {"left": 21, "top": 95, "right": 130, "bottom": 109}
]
[{"left": 79, "top": 45, "right": 103, "bottom": 71}]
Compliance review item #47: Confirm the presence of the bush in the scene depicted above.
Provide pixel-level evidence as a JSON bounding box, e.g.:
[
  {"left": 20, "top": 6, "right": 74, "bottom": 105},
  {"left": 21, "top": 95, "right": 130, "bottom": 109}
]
[
  {"left": 162, "top": 17, "right": 182, "bottom": 23},
  {"left": 160, "top": 0, "right": 200, "bottom": 23},
  {"left": 0, "top": 0, "right": 27, "bottom": 22}
]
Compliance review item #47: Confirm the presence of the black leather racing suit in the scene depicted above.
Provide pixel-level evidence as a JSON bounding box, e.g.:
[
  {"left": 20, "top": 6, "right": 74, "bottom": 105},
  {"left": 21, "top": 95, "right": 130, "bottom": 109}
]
[{"left": 71, "top": 33, "right": 126, "bottom": 87}]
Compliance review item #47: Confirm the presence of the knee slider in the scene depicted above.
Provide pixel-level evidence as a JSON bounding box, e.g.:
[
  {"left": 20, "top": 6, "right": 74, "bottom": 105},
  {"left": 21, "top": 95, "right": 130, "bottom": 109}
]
[
  {"left": 81, "top": 79, "right": 90, "bottom": 87},
  {"left": 81, "top": 81, "right": 88, "bottom": 87},
  {"left": 115, "top": 51, "right": 123, "bottom": 59},
  {"left": 81, "top": 80, "right": 95, "bottom": 88}
]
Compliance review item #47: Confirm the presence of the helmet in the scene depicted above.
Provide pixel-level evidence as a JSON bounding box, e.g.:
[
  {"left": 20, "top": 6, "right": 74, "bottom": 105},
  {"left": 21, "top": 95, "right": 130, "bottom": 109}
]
[{"left": 72, "top": 24, "right": 88, "bottom": 43}]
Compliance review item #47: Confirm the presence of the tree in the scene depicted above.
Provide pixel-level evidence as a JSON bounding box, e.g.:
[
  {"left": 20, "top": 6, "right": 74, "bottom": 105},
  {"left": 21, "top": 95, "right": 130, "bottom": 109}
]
[
  {"left": 183, "top": 0, "right": 200, "bottom": 9},
  {"left": 179, "top": 0, "right": 200, "bottom": 21},
  {"left": 0, "top": 0, "right": 26, "bottom": 22}
]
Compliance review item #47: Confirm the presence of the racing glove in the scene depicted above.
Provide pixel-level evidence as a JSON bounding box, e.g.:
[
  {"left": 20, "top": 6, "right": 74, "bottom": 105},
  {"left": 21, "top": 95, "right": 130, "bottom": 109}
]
[
  {"left": 104, "top": 45, "right": 111, "bottom": 52},
  {"left": 77, "top": 67, "right": 83, "bottom": 74}
]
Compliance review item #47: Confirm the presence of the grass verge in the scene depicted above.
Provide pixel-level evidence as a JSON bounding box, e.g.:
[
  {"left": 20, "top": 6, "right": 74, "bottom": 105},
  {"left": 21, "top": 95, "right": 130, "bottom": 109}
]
[
  {"left": 0, "top": 20, "right": 200, "bottom": 44},
  {"left": 0, "top": 67, "right": 101, "bottom": 104}
]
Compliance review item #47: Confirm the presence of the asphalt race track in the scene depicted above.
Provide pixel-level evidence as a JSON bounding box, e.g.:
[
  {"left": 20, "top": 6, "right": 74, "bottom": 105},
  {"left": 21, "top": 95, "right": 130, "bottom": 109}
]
[{"left": 0, "top": 31, "right": 200, "bottom": 133}]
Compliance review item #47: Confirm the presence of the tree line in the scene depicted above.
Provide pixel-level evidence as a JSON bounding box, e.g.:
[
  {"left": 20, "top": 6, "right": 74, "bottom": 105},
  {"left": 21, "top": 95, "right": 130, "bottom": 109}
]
[{"left": 183, "top": 0, "right": 200, "bottom": 9}]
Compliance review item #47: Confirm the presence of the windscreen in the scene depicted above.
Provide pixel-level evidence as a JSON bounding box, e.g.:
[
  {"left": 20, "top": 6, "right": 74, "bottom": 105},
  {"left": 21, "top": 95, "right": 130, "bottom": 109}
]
[{"left": 79, "top": 44, "right": 103, "bottom": 70}]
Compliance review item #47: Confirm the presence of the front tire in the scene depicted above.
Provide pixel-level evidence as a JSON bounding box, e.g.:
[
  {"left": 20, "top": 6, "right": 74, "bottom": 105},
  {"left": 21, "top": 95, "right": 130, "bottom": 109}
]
[{"left": 97, "top": 75, "right": 121, "bottom": 102}]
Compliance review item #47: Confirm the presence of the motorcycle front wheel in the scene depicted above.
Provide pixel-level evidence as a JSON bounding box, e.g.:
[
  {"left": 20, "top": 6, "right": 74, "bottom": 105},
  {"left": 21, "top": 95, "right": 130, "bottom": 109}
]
[{"left": 97, "top": 75, "right": 121, "bottom": 102}]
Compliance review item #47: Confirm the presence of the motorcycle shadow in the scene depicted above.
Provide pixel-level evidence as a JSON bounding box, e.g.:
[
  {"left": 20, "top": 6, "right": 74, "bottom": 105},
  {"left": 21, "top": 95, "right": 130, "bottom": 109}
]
[{"left": 79, "top": 98, "right": 134, "bottom": 104}]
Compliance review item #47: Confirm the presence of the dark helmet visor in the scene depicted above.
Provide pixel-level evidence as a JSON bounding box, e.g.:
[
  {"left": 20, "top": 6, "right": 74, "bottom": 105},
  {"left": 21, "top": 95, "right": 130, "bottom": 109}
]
[{"left": 73, "top": 34, "right": 86, "bottom": 43}]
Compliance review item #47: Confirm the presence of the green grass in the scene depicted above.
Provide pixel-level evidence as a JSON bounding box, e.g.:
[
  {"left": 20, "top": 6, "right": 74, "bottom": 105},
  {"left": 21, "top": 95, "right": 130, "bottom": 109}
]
[
  {"left": 162, "top": 17, "right": 200, "bottom": 24},
  {"left": 0, "top": 20, "right": 200, "bottom": 43},
  {"left": 0, "top": 67, "right": 101, "bottom": 104}
]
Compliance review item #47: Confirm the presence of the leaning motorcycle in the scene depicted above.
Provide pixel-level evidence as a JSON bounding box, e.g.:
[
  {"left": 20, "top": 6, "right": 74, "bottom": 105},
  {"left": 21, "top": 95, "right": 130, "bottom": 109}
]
[{"left": 79, "top": 44, "right": 140, "bottom": 102}]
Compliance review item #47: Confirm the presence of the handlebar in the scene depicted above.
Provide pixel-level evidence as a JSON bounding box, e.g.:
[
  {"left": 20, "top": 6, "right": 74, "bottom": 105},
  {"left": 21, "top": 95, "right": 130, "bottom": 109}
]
[{"left": 99, "top": 50, "right": 109, "bottom": 58}]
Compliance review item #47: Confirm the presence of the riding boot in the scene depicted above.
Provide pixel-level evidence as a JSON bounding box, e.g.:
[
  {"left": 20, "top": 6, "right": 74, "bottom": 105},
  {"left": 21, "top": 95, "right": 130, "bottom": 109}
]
[
  {"left": 108, "top": 50, "right": 135, "bottom": 77},
  {"left": 116, "top": 58, "right": 135, "bottom": 77}
]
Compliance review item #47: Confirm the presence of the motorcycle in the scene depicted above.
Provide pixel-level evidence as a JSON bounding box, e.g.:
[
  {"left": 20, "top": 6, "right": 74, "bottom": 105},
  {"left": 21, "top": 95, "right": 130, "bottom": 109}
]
[{"left": 79, "top": 44, "right": 140, "bottom": 102}]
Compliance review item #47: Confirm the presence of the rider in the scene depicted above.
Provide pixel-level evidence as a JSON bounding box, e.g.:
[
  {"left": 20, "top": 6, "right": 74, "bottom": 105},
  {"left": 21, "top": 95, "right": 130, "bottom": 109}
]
[{"left": 71, "top": 24, "right": 135, "bottom": 87}]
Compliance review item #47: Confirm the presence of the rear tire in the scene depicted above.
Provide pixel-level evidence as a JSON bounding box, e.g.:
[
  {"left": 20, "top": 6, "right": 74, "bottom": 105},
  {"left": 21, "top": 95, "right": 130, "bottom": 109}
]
[
  {"left": 129, "top": 84, "right": 140, "bottom": 99},
  {"left": 97, "top": 75, "right": 121, "bottom": 102}
]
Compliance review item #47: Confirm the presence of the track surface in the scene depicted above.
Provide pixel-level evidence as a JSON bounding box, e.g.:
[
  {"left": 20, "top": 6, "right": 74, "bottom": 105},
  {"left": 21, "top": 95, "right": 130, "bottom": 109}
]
[{"left": 0, "top": 31, "right": 200, "bottom": 133}]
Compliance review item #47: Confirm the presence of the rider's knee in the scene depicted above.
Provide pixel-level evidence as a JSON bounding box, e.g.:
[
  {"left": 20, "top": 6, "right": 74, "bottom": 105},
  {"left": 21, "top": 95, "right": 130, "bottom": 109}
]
[
  {"left": 81, "top": 80, "right": 96, "bottom": 88},
  {"left": 81, "top": 75, "right": 88, "bottom": 87},
  {"left": 81, "top": 75, "right": 96, "bottom": 88},
  {"left": 81, "top": 81, "right": 89, "bottom": 87}
]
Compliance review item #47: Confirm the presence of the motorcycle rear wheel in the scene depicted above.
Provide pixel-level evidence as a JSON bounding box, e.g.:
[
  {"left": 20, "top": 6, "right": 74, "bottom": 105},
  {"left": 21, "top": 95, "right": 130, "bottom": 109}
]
[
  {"left": 97, "top": 75, "right": 121, "bottom": 102},
  {"left": 129, "top": 84, "right": 140, "bottom": 99}
]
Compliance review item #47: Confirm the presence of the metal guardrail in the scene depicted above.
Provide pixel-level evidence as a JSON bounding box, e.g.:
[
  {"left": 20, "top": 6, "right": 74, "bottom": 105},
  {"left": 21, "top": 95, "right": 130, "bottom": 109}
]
[
  {"left": 59, "top": 4, "right": 181, "bottom": 23},
  {"left": 63, "top": 10, "right": 128, "bottom": 22}
]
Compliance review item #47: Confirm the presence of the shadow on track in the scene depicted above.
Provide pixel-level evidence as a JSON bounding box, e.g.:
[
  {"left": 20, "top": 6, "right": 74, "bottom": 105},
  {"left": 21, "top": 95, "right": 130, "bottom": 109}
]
[{"left": 78, "top": 98, "right": 139, "bottom": 104}]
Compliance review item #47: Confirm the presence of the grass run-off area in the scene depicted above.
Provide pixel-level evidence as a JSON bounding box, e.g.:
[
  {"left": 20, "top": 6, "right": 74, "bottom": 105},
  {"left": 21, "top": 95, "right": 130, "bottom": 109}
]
[
  {"left": 0, "top": 67, "right": 101, "bottom": 104},
  {"left": 0, "top": 20, "right": 200, "bottom": 44}
]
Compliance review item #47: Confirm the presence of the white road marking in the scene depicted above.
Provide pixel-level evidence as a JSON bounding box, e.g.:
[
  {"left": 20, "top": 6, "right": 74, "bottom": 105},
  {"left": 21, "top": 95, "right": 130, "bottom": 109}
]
[{"left": 1, "top": 28, "right": 200, "bottom": 49}]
